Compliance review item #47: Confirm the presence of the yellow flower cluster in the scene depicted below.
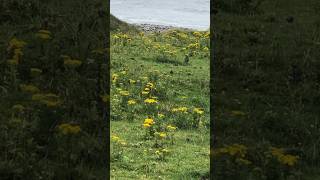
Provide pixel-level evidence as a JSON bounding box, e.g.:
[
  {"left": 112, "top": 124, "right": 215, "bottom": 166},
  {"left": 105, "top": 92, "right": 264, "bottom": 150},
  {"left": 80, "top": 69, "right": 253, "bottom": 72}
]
[
  {"left": 58, "top": 123, "right": 81, "bottom": 135},
  {"left": 119, "top": 90, "right": 129, "bottom": 96},
  {"left": 166, "top": 125, "right": 177, "bottom": 131},
  {"left": 172, "top": 107, "right": 188, "bottom": 113},
  {"left": 155, "top": 132, "right": 167, "bottom": 139},
  {"left": 144, "top": 98, "right": 157, "bottom": 104},
  {"left": 141, "top": 82, "right": 155, "bottom": 95},
  {"left": 127, "top": 99, "right": 136, "bottom": 105},
  {"left": 143, "top": 118, "right": 154, "bottom": 128},
  {"left": 213, "top": 144, "right": 248, "bottom": 158},
  {"left": 111, "top": 135, "right": 127, "bottom": 146},
  {"left": 270, "top": 147, "right": 299, "bottom": 166},
  {"left": 112, "top": 74, "right": 118, "bottom": 83},
  {"left": 20, "top": 84, "right": 40, "bottom": 94},
  {"left": 36, "top": 30, "right": 52, "bottom": 40},
  {"left": 61, "top": 55, "right": 82, "bottom": 68},
  {"left": 7, "top": 38, "right": 27, "bottom": 65},
  {"left": 193, "top": 108, "right": 204, "bottom": 115}
]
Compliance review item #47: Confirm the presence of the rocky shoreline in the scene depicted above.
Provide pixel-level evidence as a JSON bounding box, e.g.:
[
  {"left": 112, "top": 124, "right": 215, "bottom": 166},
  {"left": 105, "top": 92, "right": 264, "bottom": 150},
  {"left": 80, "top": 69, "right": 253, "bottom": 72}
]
[{"left": 132, "top": 23, "right": 194, "bottom": 33}]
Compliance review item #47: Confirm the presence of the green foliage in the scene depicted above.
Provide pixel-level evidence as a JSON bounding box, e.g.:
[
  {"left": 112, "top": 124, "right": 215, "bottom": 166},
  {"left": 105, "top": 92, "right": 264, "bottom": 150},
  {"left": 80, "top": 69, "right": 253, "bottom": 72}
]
[
  {"left": 0, "top": 0, "right": 108, "bottom": 179},
  {"left": 110, "top": 29, "right": 210, "bottom": 178},
  {"left": 212, "top": 0, "right": 320, "bottom": 179}
]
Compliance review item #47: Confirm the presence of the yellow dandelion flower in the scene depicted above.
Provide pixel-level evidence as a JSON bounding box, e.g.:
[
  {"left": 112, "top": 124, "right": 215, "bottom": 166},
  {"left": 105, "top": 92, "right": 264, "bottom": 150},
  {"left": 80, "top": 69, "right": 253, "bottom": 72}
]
[
  {"left": 161, "top": 149, "right": 169, "bottom": 153},
  {"left": 144, "top": 98, "right": 157, "bottom": 104},
  {"left": 58, "top": 123, "right": 81, "bottom": 135},
  {"left": 127, "top": 99, "right": 136, "bottom": 105},
  {"left": 193, "top": 108, "right": 204, "bottom": 115},
  {"left": 36, "top": 30, "right": 52, "bottom": 40},
  {"left": 7, "top": 38, "right": 27, "bottom": 51},
  {"left": 129, "top": 79, "right": 136, "bottom": 84},
  {"left": 112, "top": 74, "right": 118, "bottom": 83},
  {"left": 144, "top": 118, "right": 154, "bottom": 125},
  {"left": 119, "top": 90, "right": 129, "bottom": 96},
  {"left": 111, "top": 135, "right": 120, "bottom": 141},
  {"left": 159, "top": 132, "right": 166, "bottom": 138},
  {"left": 141, "top": 91, "right": 149, "bottom": 95},
  {"left": 143, "top": 123, "right": 151, "bottom": 128},
  {"left": 167, "top": 125, "right": 177, "bottom": 131}
]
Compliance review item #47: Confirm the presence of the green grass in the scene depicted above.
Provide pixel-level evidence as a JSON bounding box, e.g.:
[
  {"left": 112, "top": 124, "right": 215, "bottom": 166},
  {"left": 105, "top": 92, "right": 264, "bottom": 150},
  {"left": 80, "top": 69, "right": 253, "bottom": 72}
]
[
  {"left": 0, "top": 0, "right": 108, "bottom": 179},
  {"left": 212, "top": 0, "right": 320, "bottom": 179},
  {"left": 110, "top": 30, "right": 210, "bottom": 179}
]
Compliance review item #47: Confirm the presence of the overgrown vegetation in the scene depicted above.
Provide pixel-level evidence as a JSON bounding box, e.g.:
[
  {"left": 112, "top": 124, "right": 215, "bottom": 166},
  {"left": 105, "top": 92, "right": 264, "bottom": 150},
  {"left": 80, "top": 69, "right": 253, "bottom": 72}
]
[
  {"left": 0, "top": 0, "right": 108, "bottom": 179},
  {"left": 110, "top": 27, "right": 210, "bottom": 178},
  {"left": 212, "top": 0, "right": 320, "bottom": 179}
]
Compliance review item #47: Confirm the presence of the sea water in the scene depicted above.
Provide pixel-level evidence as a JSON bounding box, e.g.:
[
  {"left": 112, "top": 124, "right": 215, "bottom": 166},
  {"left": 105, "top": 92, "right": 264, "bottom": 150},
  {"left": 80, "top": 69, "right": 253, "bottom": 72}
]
[{"left": 110, "top": 0, "right": 210, "bottom": 30}]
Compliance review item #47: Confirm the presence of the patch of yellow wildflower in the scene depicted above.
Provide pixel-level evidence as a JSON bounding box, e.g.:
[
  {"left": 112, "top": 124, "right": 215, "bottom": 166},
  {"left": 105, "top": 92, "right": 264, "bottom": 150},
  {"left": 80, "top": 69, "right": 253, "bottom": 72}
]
[
  {"left": 270, "top": 147, "right": 299, "bottom": 166},
  {"left": 58, "top": 123, "right": 81, "bottom": 135}
]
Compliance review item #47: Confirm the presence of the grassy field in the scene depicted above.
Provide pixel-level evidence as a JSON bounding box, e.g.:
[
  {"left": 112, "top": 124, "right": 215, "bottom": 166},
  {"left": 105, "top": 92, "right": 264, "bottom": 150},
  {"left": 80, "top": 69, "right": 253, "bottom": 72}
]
[
  {"left": 110, "top": 22, "right": 210, "bottom": 179},
  {"left": 0, "top": 1, "right": 108, "bottom": 179},
  {"left": 212, "top": 0, "right": 320, "bottom": 179}
]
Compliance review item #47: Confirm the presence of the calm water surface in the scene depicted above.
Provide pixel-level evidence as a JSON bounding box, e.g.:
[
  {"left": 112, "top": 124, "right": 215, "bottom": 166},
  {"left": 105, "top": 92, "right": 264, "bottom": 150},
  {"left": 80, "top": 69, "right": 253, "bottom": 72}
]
[{"left": 111, "top": 0, "right": 210, "bottom": 30}]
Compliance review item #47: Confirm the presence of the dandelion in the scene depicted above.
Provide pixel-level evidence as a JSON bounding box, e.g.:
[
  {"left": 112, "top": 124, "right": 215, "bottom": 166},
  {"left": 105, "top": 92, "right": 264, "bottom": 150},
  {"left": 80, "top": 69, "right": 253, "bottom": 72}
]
[
  {"left": 167, "top": 125, "right": 177, "bottom": 131},
  {"left": 144, "top": 118, "right": 154, "bottom": 125},
  {"left": 160, "top": 133, "right": 166, "bottom": 138},
  {"left": 193, "top": 31, "right": 202, "bottom": 37},
  {"left": 7, "top": 38, "right": 27, "bottom": 51},
  {"left": 146, "top": 82, "right": 154, "bottom": 88},
  {"left": 36, "top": 30, "right": 52, "bottom": 40},
  {"left": 144, "top": 98, "right": 157, "bottom": 104},
  {"left": 161, "top": 149, "right": 169, "bottom": 153},
  {"left": 129, "top": 79, "right": 136, "bottom": 84},
  {"left": 119, "top": 90, "right": 129, "bottom": 96},
  {"left": 127, "top": 99, "right": 136, "bottom": 105},
  {"left": 270, "top": 147, "right": 299, "bottom": 166},
  {"left": 58, "top": 123, "right": 81, "bottom": 135},
  {"left": 143, "top": 123, "right": 151, "bottom": 128},
  {"left": 193, "top": 108, "right": 204, "bottom": 115},
  {"left": 158, "top": 113, "right": 165, "bottom": 118},
  {"left": 112, "top": 74, "right": 118, "bottom": 83},
  {"left": 141, "top": 91, "right": 149, "bottom": 95},
  {"left": 172, "top": 107, "right": 188, "bottom": 113},
  {"left": 111, "top": 135, "right": 120, "bottom": 141}
]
